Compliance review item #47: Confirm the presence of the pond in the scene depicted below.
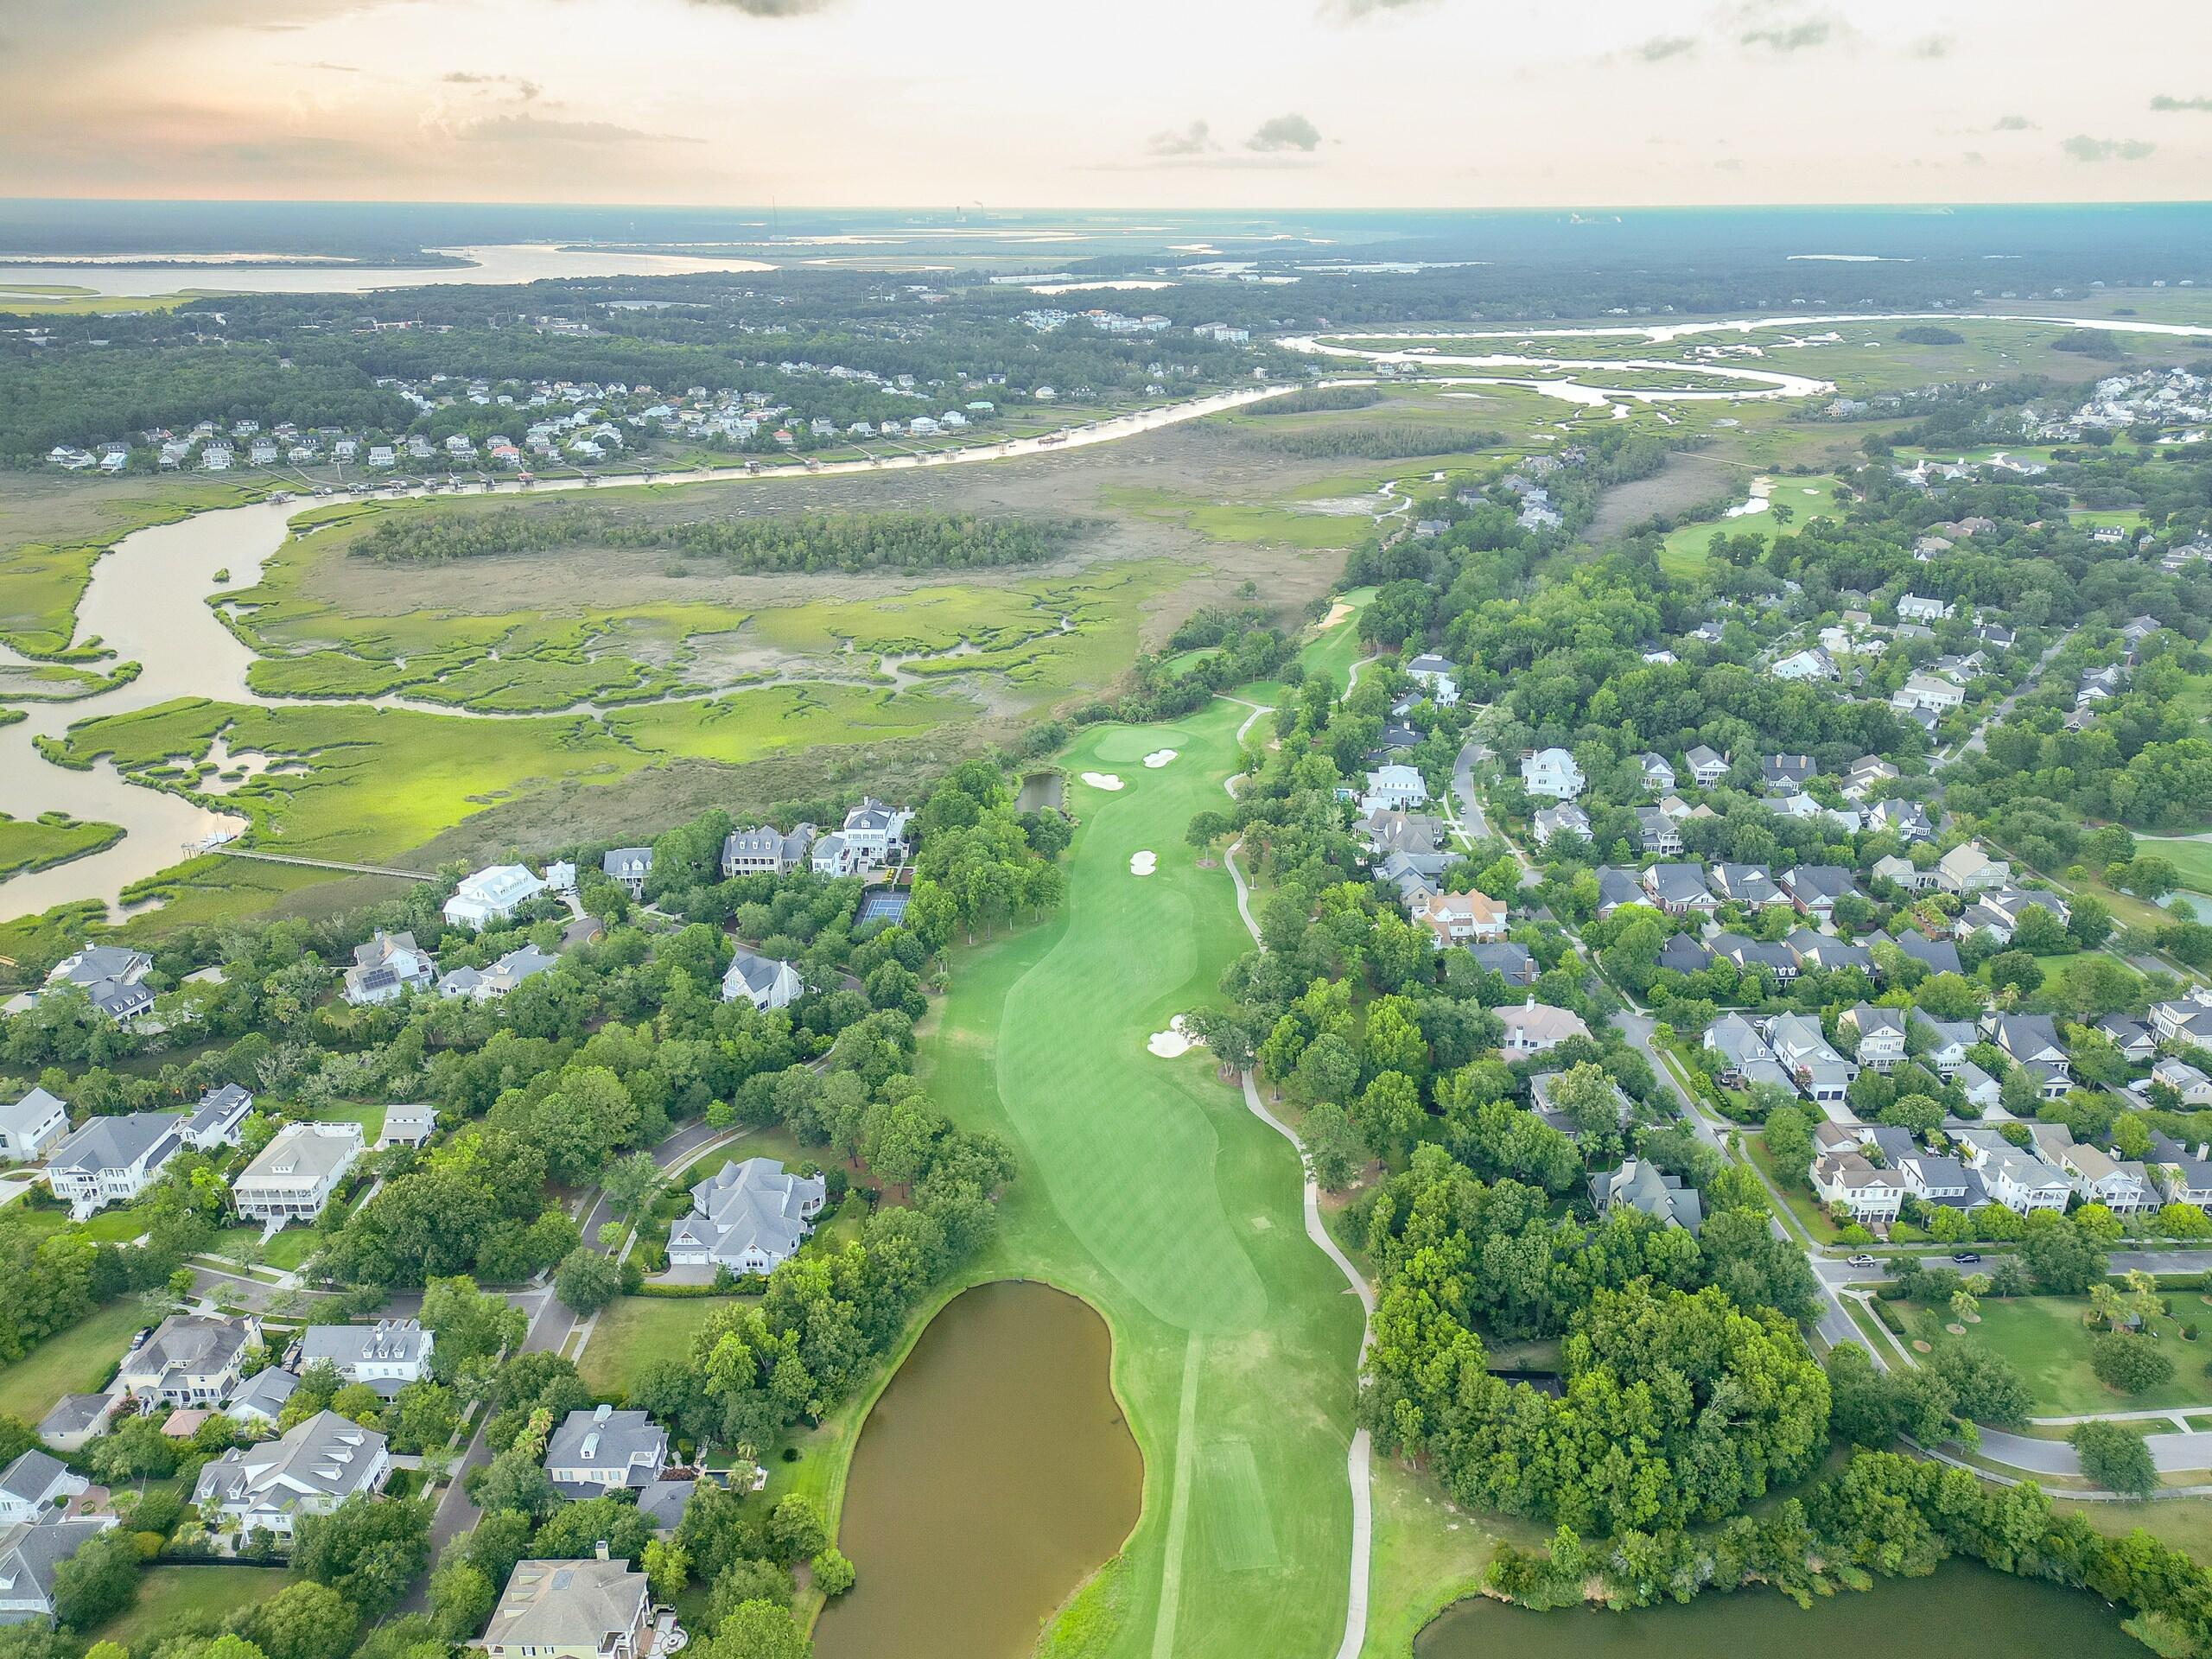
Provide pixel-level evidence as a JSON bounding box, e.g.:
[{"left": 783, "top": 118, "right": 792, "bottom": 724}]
[
  {"left": 1014, "top": 771, "right": 1065, "bottom": 813},
  {"left": 1416, "top": 1560, "right": 2140, "bottom": 1659},
  {"left": 813, "top": 1280, "right": 1141, "bottom": 1659}
]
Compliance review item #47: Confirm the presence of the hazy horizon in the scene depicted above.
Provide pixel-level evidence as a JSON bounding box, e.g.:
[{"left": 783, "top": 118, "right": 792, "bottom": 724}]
[{"left": 1, "top": 0, "right": 2207, "bottom": 210}]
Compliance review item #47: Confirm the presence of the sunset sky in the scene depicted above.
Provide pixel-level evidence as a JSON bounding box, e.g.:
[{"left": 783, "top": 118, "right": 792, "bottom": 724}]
[{"left": 3, "top": 0, "right": 2206, "bottom": 207}]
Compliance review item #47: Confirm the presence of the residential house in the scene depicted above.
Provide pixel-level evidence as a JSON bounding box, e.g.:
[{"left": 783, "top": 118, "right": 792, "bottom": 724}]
[
  {"left": 1361, "top": 765, "right": 1429, "bottom": 812},
  {"left": 1497, "top": 1000, "right": 1592, "bottom": 1057},
  {"left": 1403, "top": 654, "right": 1461, "bottom": 706},
  {"left": 1704, "top": 1014, "right": 1777, "bottom": 1086},
  {"left": 1983, "top": 1013, "right": 2071, "bottom": 1098},
  {"left": 231, "top": 1123, "right": 365, "bottom": 1226},
  {"left": 1530, "top": 1070, "right": 1631, "bottom": 1138},
  {"left": 720, "top": 823, "right": 816, "bottom": 879},
  {"left": 637, "top": 1480, "right": 693, "bottom": 1535},
  {"left": 1893, "top": 930, "right": 1962, "bottom": 976},
  {"left": 1657, "top": 933, "right": 1713, "bottom": 975},
  {"left": 1771, "top": 647, "right": 1840, "bottom": 683},
  {"left": 666, "top": 1157, "right": 827, "bottom": 1274},
  {"left": 1896, "top": 1152, "right": 1981, "bottom": 1209},
  {"left": 181, "top": 1084, "right": 254, "bottom": 1151},
  {"left": 1710, "top": 863, "right": 1787, "bottom": 907},
  {"left": 1414, "top": 890, "right": 1508, "bottom": 946},
  {"left": 343, "top": 931, "right": 435, "bottom": 1005},
  {"left": 1897, "top": 593, "right": 1955, "bottom": 622},
  {"left": 1956, "top": 1130, "right": 2072, "bottom": 1213},
  {"left": 43, "top": 944, "right": 155, "bottom": 1022},
  {"left": 2097, "top": 1015, "right": 2157, "bottom": 1065},
  {"left": 1684, "top": 745, "right": 1731, "bottom": 788},
  {"left": 477, "top": 1556, "right": 657, "bottom": 1659},
  {"left": 2152, "top": 989, "right": 2212, "bottom": 1047},
  {"left": 0, "top": 1089, "right": 68, "bottom": 1164},
  {"left": 1767, "top": 1013, "right": 1859, "bottom": 1106},
  {"left": 2150, "top": 1057, "right": 2212, "bottom": 1107},
  {"left": 33, "top": 1395, "right": 118, "bottom": 1455},
  {"left": 380, "top": 1103, "right": 436, "bottom": 1149},
  {"left": 1519, "top": 748, "right": 1585, "bottom": 800},
  {"left": 438, "top": 944, "right": 557, "bottom": 1002},
  {"left": 1589, "top": 1160, "right": 1703, "bottom": 1232},
  {"left": 601, "top": 848, "right": 654, "bottom": 900},
  {"left": 444, "top": 865, "right": 548, "bottom": 931},
  {"left": 0, "top": 1452, "right": 87, "bottom": 1526},
  {"left": 1781, "top": 865, "right": 1859, "bottom": 921},
  {"left": 1906, "top": 1009, "right": 1974, "bottom": 1077},
  {"left": 297, "top": 1320, "right": 434, "bottom": 1396},
  {"left": 835, "top": 799, "right": 912, "bottom": 871},
  {"left": 1811, "top": 1151, "right": 1905, "bottom": 1226},
  {"left": 1872, "top": 854, "right": 1930, "bottom": 892},
  {"left": 545, "top": 1406, "right": 667, "bottom": 1496},
  {"left": 2148, "top": 1134, "right": 2212, "bottom": 1211},
  {"left": 224, "top": 1367, "right": 300, "bottom": 1427},
  {"left": 1936, "top": 842, "right": 2010, "bottom": 895},
  {"left": 1637, "top": 753, "right": 1677, "bottom": 792},
  {"left": 2060, "top": 1143, "right": 2153, "bottom": 1214},
  {"left": 118, "top": 1314, "right": 257, "bottom": 1407},
  {"left": 1840, "top": 1005, "right": 1907, "bottom": 1071},
  {"left": 1593, "top": 866, "right": 1649, "bottom": 918},
  {"left": 1711, "top": 932, "right": 1801, "bottom": 985},
  {"left": 1632, "top": 806, "right": 1684, "bottom": 855},
  {"left": 0, "top": 1517, "right": 118, "bottom": 1624},
  {"left": 1761, "top": 755, "right": 1819, "bottom": 791},
  {"left": 1532, "top": 802, "right": 1591, "bottom": 845},
  {"left": 1955, "top": 1062, "right": 2004, "bottom": 1112},
  {"left": 194, "top": 1410, "right": 390, "bottom": 1539},
  {"left": 44, "top": 1111, "right": 184, "bottom": 1217},
  {"left": 1789, "top": 930, "right": 1875, "bottom": 976},
  {"left": 721, "top": 951, "right": 803, "bottom": 1013},
  {"left": 1842, "top": 756, "right": 1901, "bottom": 800},
  {"left": 1466, "top": 940, "right": 1539, "bottom": 986},
  {"left": 1869, "top": 799, "right": 1936, "bottom": 843},
  {"left": 1641, "top": 863, "right": 1717, "bottom": 916},
  {"left": 1893, "top": 674, "right": 1966, "bottom": 714}
]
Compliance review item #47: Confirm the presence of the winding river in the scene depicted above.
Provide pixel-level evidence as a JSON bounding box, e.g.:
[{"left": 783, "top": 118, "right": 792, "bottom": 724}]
[{"left": 0, "top": 243, "right": 776, "bottom": 297}]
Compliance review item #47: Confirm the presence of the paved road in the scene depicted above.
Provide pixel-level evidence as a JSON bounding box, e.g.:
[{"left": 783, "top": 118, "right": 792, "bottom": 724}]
[
  {"left": 1932, "top": 629, "right": 2071, "bottom": 770},
  {"left": 1813, "top": 1247, "right": 2212, "bottom": 1287}
]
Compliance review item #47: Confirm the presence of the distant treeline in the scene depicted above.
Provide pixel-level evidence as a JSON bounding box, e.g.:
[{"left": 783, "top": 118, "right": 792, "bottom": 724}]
[
  {"left": 1248, "top": 386, "right": 1385, "bottom": 416},
  {"left": 2052, "top": 329, "right": 2130, "bottom": 359},
  {"left": 352, "top": 503, "right": 1094, "bottom": 573},
  {"left": 1247, "top": 422, "right": 1503, "bottom": 461},
  {"left": 1894, "top": 325, "right": 1965, "bottom": 346}
]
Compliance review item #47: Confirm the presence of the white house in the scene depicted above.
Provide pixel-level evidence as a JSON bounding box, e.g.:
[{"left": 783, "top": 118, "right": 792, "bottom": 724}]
[
  {"left": 2060, "top": 1144, "right": 2153, "bottom": 1215},
  {"left": 835, "top": 799, "right": 912, "bottom": 871},
  {"left": 1936, "top": 842, "right": 2010, "bottom": 895},
  {"left": 1771, "top": 647, "right": 1840, "bottom": 683},
  {"left": 601, "top": 847, "right": 653, "bottom": 899},
  {"left": 0, "top": 1516, "right": 118, "bottom": 1623},
  {"left": 344, "top": 931, "right": 436, "bottom": 1005},
  {"left": 0, "top": 1451, "right": 88, "bottom": 1526},
  {"left": 231, "top": 1122, "right": 365, "bottom": 1226},
  {"left": 1361, "top": 765, "right": 1429, "bottom": 812},
  {"left": 1497, "top": 999, "right": 1592, "bottom": 1056},
  {"left": 722, "top": 950, "right": 803, "bottom": 1012},
  {"left": 194, "top": 1410, "right": 390, "bottom": 1539},
  {"left": 0, "top": 1088, "right": 69, "bottom": 1164},
  {"left": 444, "top": 864, "right": 548, "bottom": 931},
  {"left": 478, "top": 1557, "right": 655, "bottom": 1659},
  {"left": 1810, "top": 1151, "right": 1905, "bottom": 1226},
  {"left": 181, "top": 1084, "right": 255, "bottom": 1151},
  {"left": 667, "top": 1157, "right": 827, "bottom": 1274},
  {"left": 1520, "top": 747, "right": 1585, "bottom": 800},
  {"left": 1403, "top": 654, "right": 1461, "bottom": 706},
  {"left": 118, "top": 1314, "right": 257, "bottom": 1406},
  {"left": 1957, "top": 1130, "right": 2072, "bottom": 1213},
  {"left": 1684, "top": 745, "right": 1731, "bottom": 788},
  {"left": 44, "top": 1111, "right": 185, "bottom": 1218},
  {"left": 1892, "top": 674, "right": 1966, "bottom": 714},
  {"left": 297, "top": 1319, "right": 434, "bottom": 1395},
  {"left": 1897, "top": 594, "right": 1955, "bottom": 622},
  {"left": 544, "top": 1405, "right": 666, "bottom": 1496}
]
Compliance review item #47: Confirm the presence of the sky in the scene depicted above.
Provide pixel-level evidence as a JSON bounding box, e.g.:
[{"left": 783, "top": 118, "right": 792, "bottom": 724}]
[{"left": 1, "top": 0, "right": 2207, "bottom": 208}]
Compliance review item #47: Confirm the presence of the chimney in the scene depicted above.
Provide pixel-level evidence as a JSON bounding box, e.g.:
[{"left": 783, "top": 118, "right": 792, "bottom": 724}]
[{"left": 595, "top": 1540, "right": 609, "bottom": 1562}]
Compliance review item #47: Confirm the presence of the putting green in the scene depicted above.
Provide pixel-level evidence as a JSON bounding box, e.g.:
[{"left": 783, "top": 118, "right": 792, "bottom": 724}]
[{"left": 918, "top": 697, "right": 1363, "bottom": 1659}]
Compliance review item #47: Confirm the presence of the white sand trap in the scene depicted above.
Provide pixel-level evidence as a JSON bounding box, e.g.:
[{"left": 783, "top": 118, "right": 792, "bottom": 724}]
[
  {"left": 1129, "top": 850, "right": 1158, "bottom": 876},
  {"left": 1147, "top": 1014, "right": 1207, "bottom": 1058},
  {"left": 1081, "top": 772, "right": 1124, "bottom": 791},
  {"left": 1320, "top": 599, "right": 1354, "bottom": 629},
  {"left": 1143, "top": 749, "right": 1178, "bottom": 769}
]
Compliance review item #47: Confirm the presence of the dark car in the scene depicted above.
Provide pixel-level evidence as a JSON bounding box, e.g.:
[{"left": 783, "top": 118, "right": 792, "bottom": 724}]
[{"left": 1951, "top": 1251, "right": 1982, "bottom": 1264}]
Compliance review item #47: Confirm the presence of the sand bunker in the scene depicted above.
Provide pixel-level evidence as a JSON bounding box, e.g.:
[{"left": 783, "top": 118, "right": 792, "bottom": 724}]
[
  {"left": 1143, "top": 749, "right": 1178, "bottom": 768},
  {"left": 1320, "top": 599, "right": 1355, "bottom": 628},
  {"left": 1081, "top": 772, "right": 1124, "bottom": 791},
  {"left": 1129, "top": 850, "right": 1157, "bottom": 875},
  {"left": 1147, "top": 1014, "right": 1206, "bottom": 1058}
]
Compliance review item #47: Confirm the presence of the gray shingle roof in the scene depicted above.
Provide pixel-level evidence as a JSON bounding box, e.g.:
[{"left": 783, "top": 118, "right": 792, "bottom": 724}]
[{"left": 47, "top": 1110, "right": 184, "bottom": 1176}]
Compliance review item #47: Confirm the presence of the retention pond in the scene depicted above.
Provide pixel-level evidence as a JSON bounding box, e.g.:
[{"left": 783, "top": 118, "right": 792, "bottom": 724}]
[{"left": 813, "top": 1279, "right": 1141, "bottom": 1659}]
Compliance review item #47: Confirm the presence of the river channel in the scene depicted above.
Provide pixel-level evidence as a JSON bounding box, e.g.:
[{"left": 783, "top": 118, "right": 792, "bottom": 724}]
[
  {"left": 811, "top": 1281, "right": 1141, "bottom": 1659},
  {"left": 1416, "top": 1560, "right": 2139, "bottom": 1659}
]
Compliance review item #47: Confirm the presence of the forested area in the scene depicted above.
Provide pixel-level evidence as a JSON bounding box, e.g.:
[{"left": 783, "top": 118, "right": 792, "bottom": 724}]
[
  {"left": 350, "top": 503, "right": 1093, "bottom": 574},
  {"left": 1243, "top": 422, "right": 1504, "bottom": 460}
]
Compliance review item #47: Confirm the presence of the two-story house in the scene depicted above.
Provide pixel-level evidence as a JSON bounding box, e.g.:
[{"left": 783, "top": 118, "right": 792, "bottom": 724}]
[
  {"left": 232, "top": 1123, "right": 365, "bottom": 1226},
  {"left": 194, "top": 1410, "right": 390, "bottom": 1539},
  {"left": 0, "top": 1088, "right": 68, "bottom": 1164},
  {"left": 44, "top": 1111, "right": 184, "bottom": 1218},
  {"left": 297, "top": 1319, "right": 435, "bottom": 1397},
  {"left": 545, "top": 1406, "right": 667, "bottom": 1497}
]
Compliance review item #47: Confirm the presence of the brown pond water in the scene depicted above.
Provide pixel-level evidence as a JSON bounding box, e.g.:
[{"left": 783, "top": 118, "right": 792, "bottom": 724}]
[
  {"left": 1416, "top": 1560, "right": 2139, "bottom": 1659},
  {"left": 812, "top": 1279, "right": 1141, "bottom": 1659}
]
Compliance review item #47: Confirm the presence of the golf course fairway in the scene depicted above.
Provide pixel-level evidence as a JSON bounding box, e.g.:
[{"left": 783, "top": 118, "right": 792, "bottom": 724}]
[{"left": 919, "top": 696, "right": 1366, "bottom": 1659}]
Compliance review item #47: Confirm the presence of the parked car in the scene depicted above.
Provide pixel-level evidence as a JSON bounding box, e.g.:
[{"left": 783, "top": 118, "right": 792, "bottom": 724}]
[
  {"left": 1847, "top": 1254, "right": 1878, "bottom": 1268},
  {"left": 1951, "top": 1252, "right": 1982, "bottom": 1264}
]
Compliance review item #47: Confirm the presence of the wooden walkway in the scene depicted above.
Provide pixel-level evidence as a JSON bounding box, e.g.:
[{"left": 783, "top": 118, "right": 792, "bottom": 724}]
[{"left": 209, "top": 847, "right": 435, "bottom": 882}]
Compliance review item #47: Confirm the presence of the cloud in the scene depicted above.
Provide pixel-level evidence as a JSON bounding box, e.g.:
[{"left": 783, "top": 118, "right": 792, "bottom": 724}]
[
  {"left": 1740, "top": 17, "right": 1836, "bottom": 51},
  {"left": 1145, "top": 120, "right": 1217, "bottom": 158},
  {"left": 308, "top": 60, "right": 359, "bottom": 73},
  {"left": 1992, "top": 113, "right": 2037, "bottom": 130},
  {"left": 454, "top": 113, "right": 701, "bottom": 146},
  {"left": 1321, "top": 0, "right": 1436, "bottom": 17},
  {"left": 688, "top": 0, "right": 836, "bottom": 13},
  {"left": 444, "top": 71, "right": 543, "bottom": 101},
  {"left": 2062, "top": 134, "right": 2156, "bottom": 162},
  {"left": 1247, "top": 112, "right": 1322, "bottom": 153},
  {"left": 2151, "top": 94, "right": 2212, "bottom": 111},
  {"left": 1909, "top": 33, "right": 1952, "bottom": 59},
  {"left": 1630, "top": 35, "right": 1698, "bottom": 62}
]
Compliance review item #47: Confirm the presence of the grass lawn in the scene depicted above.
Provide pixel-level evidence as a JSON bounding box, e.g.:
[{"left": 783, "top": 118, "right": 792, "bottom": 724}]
[
  {"left": 1743, "top": 1132, "right": 1846, "bottom": 1244},
  {"left": 2139, "top": 837, "right": 2212, "bottom": 894},
  {"left": 1300, "top": 587, "right": 1375, "bottom": 695},
  {"left": 303, "top": 1100, "right": 387, "bottom": 1140},
  {"left": 1362, "top": 1459, "right": 1541, "bottom": 1658},
  {"left": 0, "top": 1300, "right": 145, "bottom": 1421},
  {"left": 92, "top": 1564, "right": 294, "bottom": 1649},
  {"left": 1906, "top": 1294, "right": 2212, "bottom": 1417},
  {"left": 206, "top": 1225, "right": 321, "bottom": 1272},
  {"left": 910, "top": 700, "right": 1366, "bottom": 1659},
  {"left": 576, "top": 1296, "right": 737, "bottom": 1399},
  {"left": 1655, "top": 474, "right": 1841, "bottom": 578}
]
